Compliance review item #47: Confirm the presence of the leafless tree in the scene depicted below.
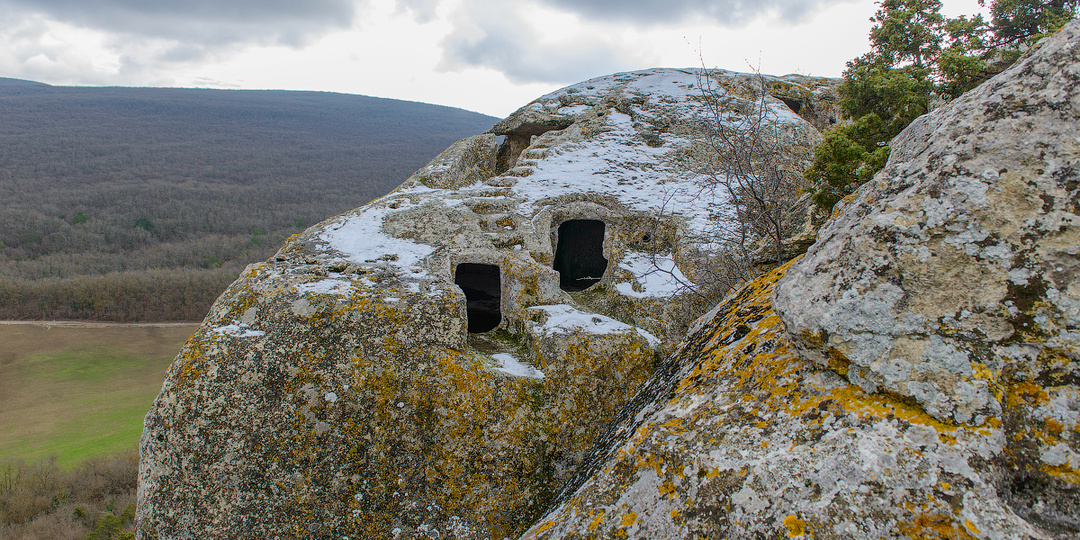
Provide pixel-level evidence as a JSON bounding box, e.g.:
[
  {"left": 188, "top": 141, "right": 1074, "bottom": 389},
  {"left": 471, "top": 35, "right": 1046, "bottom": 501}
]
[
  {"left": 689, "top": 67, "right": 805, "bottom": 269},
  {"left": 651, "top": 66, "right": 811, "bottom": 306}
]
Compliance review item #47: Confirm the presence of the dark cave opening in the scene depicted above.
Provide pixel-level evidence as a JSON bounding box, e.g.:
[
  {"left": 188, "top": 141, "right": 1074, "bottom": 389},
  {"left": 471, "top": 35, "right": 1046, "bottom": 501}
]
[
  {"left": 455, "top": 263, "right": 502, "bottom": 333},
  {"left": 779, "top": 97, "right": 803, "bottom": 114},
  {"left": 553, "top": 219, "right": 607, "bottom": 292}
]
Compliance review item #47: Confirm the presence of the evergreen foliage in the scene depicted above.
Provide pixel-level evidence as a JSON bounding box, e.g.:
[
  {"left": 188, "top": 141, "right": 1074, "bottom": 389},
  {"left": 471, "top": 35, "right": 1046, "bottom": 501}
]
[{"left": 806, "top": 0, "right": 1076, "bottom": 210}]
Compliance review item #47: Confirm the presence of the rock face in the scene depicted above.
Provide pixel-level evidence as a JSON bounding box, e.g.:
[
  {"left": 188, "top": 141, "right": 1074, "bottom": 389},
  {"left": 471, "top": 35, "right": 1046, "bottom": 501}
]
[
  {"left": 137, "top": 68, "right": 835, "bottom": 539},
  {"left": 773, "top": 21, "right": 1080, "bottom": 531},
  {"left": 525, "top": 23, "right": 1079, "bottom": 539},
  {"left": 523, "top": 262, "right": 1038, "bottom": 539}
]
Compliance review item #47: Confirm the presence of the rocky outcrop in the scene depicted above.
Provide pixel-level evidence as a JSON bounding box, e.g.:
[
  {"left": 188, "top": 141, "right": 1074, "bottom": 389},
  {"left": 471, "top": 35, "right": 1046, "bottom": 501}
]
[
  {"left": 523, "top": 262, "right": 1042, "bottom": 539},
  {"left": 525, "top": 22, "right": 1080, "bottom": 540},
  {"left": 137, "top": 68, "right": 835, "bottom": 539},
  {"left": 771, "top": 22, "right": 1080, "bottom": 534}
]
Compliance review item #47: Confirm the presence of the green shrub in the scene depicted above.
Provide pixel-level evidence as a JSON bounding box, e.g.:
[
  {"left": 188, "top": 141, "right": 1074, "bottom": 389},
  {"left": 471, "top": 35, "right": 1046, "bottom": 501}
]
[
  {"left": 85, "top": 512, "right": 133, "bottom": 540},
  {"left": 134, "top": 218, "right": 154, "bottom": 232}
]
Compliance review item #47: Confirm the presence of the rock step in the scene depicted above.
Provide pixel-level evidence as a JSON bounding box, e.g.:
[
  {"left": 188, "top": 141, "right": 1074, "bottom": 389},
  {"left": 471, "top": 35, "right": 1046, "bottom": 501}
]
[
  {"left": 485, "top": 232, "right": 525, "bottom": 250},
  {"left": 478, "top": 214, "right": 518, "bottom": 233},
  {"left": 464, "top": 197, "right": 517, "bottom": 214},
  {"left": 484, "top": 176, "right": 517, "bottom": 187}
]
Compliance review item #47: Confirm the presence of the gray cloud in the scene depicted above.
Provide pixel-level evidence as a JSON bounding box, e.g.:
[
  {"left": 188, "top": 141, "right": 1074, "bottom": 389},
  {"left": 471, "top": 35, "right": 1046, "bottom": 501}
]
[
  {"left": 0, "top": 0, "right": 357, "bottom": 50},
  {"left": 396, "top": 0, "right": 441, "bottom": 23},
  {"left": 440, "top": 0, "right": 656, "bottom": 84},
  {"left": 530, "top": 0, "right": 843, "bottom": 25}
]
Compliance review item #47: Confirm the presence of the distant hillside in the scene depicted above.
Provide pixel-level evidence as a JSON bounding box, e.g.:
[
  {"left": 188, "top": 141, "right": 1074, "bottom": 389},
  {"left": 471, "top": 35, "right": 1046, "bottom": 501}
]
[{"left": 0, "top": 80, "right": 497, "bottom": 321}]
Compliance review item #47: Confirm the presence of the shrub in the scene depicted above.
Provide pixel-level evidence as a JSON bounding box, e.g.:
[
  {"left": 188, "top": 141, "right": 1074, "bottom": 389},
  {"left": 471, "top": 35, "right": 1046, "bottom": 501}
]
[{"left": 0, "top": 451, "right": 138, "bottom": 539}]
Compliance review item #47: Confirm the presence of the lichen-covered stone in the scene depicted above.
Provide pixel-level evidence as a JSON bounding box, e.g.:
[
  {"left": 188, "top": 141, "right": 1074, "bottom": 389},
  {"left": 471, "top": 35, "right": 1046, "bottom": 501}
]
[
  {"left": 137, "top": 68, "right": 833, "bottom": 539},
  {"left": 521, "top": 25, "right": 1079, "bottom": 540},
  {"left": 771, "top": 21, "right": 1080, "bottom": 536},
  {"left": 523, "top": 262, "right": 1038, "bottom": 539}
]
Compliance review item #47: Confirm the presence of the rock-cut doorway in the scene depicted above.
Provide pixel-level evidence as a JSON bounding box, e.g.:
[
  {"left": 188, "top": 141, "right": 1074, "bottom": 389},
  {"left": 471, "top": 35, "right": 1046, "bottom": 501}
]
[
  {"left": 553, "top": 219, "right": 607, "bottom": 292},
  {"left": 455, "top": 263, "right": 501, "bottom": 333}
]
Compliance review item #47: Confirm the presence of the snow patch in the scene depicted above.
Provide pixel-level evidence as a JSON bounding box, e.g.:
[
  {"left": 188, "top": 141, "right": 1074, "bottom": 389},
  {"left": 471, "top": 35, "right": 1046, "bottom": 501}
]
[
  {"left": 317, "top": 205, "right": 435, "bottom": 273},
  {"left": 528, "top": 304, "right": 660, "bottom": 346},
  {"left": 295, "top": 279, "right": 354, "bottom": 295},
  {"left": 491, "top": 353, "right": 545, "bottom": 379},
  {"left": 212, "top": 322, "right": 265, "bottom": 338},
  {"left": 616, "top": 252, "right": 691, "bottom": 298}
]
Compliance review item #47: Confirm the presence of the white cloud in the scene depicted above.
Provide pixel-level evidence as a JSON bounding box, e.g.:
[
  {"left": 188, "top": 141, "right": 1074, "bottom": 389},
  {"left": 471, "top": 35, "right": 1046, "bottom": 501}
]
[
  {"left": 439, "top": 0, "right": 657, "bottom": 84},
  {"left": 0, "top": 0, "right": 992, "bottom": 117},
  {"left": 0, "top": 0, "right": 358, "bottom": 45},
  {"left": 532, "top": 0, "right": 851, "bottom": 26}
]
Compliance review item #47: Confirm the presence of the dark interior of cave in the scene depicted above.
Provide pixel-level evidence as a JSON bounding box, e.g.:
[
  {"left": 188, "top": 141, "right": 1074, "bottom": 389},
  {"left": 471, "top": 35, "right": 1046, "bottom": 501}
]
[
  {"left": 553, "top": 219, "right": 607, "bottom": 292},
  {"left": 455, "top": 263, "right": 501, "bottom": 333}
]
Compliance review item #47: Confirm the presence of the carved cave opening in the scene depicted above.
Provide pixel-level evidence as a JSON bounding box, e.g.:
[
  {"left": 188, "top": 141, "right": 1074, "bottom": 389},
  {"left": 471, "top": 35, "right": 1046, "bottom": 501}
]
[
  {"left": 494, "top": 120, "right": 573, "bottom": 174},
  {"left": 779, "top": 97, "right": 803, "bottom": 114},
  {"left": 455, "top": 263, "right": 502, "bottom": 333},
  {"left": 553, "top": 219, "right": 608, "bottom": 292}
]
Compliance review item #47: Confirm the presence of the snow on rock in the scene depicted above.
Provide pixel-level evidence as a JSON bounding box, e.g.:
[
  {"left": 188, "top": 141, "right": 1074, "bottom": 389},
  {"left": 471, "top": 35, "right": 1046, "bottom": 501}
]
[
  {"left": 615, "top": 252, "right": 689, "bottom": 299},
  {"left": 293, "top": 277, "right": 355, "bottom": 295},
  {"left": 210, "top": 322, "right": 265, "bottom": 338},
  {"left": 528, "top": 304, "right": 660, "bottom": 347},
  {"left": 317, "top": 204, "right": 436, "bottom": 276},
  {"left": 138, "top": 67, "right": 835, "bottom": 540},
  {"left": 491, "top": 353, "right": 545, "bottom": 379}
]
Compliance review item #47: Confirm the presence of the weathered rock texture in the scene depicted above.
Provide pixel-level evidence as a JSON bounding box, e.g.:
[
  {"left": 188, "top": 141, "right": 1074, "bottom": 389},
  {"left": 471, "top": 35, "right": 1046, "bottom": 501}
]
[
  {"left": 772, "top": 22, "right": 1080, "bottom": 534},
  {"left": 137, "top": 68, "right": 835, "bottom": 539},
  {"left": 524, "top": 262, "right": 1036, "bottom": 539},
  {"left": 525, "top": 23, "right": 1079, "bottom": 540}
]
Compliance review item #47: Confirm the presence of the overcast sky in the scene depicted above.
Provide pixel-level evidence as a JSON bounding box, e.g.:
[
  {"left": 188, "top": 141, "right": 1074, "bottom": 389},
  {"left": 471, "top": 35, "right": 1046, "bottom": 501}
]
[{"left": 0, "top": 0, "right": 985, "bottom": 118}]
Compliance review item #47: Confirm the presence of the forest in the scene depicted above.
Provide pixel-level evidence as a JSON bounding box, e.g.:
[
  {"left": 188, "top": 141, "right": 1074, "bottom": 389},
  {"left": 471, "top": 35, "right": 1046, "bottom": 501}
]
[{"left": 0, "top": 80, "right": 496, "bottom": 321}]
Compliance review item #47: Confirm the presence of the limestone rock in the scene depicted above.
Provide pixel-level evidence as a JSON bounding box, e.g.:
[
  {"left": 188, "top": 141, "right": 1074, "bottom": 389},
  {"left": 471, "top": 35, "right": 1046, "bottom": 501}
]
[
  {"left": 137, "top": 68, "right": 833, "bottom": 539},
  {"left": 772, "top": 21, "right": 1080, "bottom": 534},
  {"left": 523, "top": 262, "right": 1041, "bottom": 539},
  {"left": 521, "top": 24, "right": 1079, "bottom": 540}
]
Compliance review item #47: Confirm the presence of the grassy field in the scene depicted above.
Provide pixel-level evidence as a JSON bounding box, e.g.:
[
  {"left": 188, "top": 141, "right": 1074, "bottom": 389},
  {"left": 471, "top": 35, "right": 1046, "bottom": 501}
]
[{"left": 0, "top": 322, "right": 197, "bottom": 469}]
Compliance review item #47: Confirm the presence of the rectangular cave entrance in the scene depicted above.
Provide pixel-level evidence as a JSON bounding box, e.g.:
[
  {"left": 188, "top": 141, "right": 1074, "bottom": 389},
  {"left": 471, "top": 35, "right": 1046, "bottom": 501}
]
[
  {"left": 553, "top": 219, "right": 608, "bottom": 292},
  {"left": 455, "top": 263, "right": 502, "bottom": 333}
]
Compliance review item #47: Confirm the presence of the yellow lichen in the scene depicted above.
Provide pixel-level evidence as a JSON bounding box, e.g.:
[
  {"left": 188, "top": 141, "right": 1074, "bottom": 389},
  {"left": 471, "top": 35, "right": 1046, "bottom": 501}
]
[
  {"left": 1043, "top": 463, "right": 1080, "bottom": 484},
  {"left": 783, "top": 515, "right": 807, "bottom": 538},
  {"left": 587, "top": 511, "right": 606, "bottom": 532},
  {"left": 897, "top": 513, "right": 978, "bottom": 540}
]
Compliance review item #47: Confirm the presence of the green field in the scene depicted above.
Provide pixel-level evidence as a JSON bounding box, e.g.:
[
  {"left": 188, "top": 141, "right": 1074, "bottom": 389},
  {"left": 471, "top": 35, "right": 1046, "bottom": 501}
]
[{"left": 0, "top": 322, "right": 197, "bottom": 468}]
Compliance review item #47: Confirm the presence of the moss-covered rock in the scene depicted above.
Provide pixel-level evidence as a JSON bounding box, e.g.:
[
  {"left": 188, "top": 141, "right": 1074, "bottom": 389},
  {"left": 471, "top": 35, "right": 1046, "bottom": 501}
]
[
  {"left": 526, "top": 23, "right": 1080, "bottom": 540},
  {"left": 524, "top": 261, "right": 1047, "bottom": 539},
  {"left": 137, "top": 68, "right": 832, "bottom": 539}
]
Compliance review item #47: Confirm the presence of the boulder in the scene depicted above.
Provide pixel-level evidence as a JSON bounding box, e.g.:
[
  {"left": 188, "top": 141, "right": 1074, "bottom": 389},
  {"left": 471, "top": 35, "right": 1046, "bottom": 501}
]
[
  {"left": 772, "top": 21, "right": 1080, "bottom": 535},
  {"left": 137, "top": 68, "right": 835, "bottom": 539},
  {"left": 524, "top": 22, "right": 1079, "bottom": 540},
  {"left": 522, "top": 262, "right": 1041, "bottom": 539}
]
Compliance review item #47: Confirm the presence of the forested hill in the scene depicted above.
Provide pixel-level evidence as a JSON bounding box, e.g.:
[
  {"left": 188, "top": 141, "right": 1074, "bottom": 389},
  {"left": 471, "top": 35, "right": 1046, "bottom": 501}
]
[{"left": 0, "top": 78, "right": 498, "bottom": 321}]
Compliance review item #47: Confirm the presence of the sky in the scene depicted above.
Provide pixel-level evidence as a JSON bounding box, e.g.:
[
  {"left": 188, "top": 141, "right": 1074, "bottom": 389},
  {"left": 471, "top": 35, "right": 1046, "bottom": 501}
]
[{"left": 0, "top": 0, "right": 986, "bottom": 118}]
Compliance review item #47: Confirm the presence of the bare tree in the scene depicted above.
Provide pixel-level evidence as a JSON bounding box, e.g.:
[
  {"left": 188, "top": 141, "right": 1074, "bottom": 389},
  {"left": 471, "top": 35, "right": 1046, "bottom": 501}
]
[
  {"left": 653, "top": 66, "right": 812, "bottom": 305},
  {"left": 690, "top": 67, "right": 806, "bottom": 268}
]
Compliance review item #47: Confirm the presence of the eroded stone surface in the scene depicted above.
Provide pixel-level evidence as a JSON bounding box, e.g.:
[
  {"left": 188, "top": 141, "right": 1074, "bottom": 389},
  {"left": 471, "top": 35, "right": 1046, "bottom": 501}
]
[
  {"left": 137, "top": 68, "right": 833, "bottom": 539},
  {"left": 522, "top": 24, "right": 1080, "bottom": 540},
  {"left": 523, "top": 262, "right": 1037, "bottom": 539},
  {"left": 772, "top": 22, "right": 1080, "bottom": 535},
  {"left": 774, "top": 22, "right": 1080, "bottom": 428}
]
